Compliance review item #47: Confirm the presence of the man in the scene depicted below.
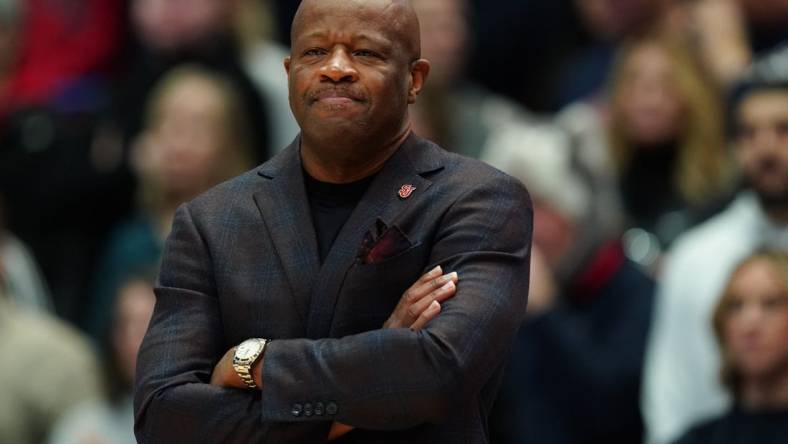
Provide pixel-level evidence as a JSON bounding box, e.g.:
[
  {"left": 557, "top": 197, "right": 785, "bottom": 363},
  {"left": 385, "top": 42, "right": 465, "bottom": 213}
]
[
  {"left": 133, "top": 0, "right": 532, "bottom": 442},
  {"left": 641, "top": 77, "right": 788, "bottom": 444}
]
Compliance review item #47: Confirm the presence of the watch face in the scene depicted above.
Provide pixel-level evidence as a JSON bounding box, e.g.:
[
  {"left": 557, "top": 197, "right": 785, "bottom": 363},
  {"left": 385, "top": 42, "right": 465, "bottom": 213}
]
[{"left": 236, "top": 341, "right": 259, "bottom": 360}]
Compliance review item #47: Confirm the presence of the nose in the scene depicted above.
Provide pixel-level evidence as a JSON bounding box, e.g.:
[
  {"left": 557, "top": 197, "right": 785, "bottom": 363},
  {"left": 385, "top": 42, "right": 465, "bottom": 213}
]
[{"left": 319, "top": 48, "right": 358, "bottom": 83}]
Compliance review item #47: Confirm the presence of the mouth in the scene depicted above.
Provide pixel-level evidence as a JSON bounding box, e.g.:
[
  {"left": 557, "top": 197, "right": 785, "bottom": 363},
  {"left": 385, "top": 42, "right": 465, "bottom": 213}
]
[{"left": 309, "top": 88, "right": 366, "bottom": 105}]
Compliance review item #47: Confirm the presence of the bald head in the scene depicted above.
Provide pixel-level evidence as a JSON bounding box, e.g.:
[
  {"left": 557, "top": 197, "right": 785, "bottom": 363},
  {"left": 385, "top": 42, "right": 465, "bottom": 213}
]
[{"left": 291, "top": 0, "right": 422, "bottom": 60}]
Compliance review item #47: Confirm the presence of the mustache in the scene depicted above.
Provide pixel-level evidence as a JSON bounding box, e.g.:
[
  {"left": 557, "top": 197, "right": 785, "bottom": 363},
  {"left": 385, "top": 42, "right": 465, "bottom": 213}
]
[{"left": 307, "top": 86, "right": 367, "bottom": 103}]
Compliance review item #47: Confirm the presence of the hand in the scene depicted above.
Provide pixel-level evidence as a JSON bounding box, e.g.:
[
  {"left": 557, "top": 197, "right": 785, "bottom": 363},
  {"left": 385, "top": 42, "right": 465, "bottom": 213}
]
[
  {"left": 383, "top": 265, "right": 458, "bottom": 330},
  {"left": 209, "top": 347, "right": 247, "bottom": 389},
  {"left": 329, "top": 266, "right": 459, "bottom": 440}
]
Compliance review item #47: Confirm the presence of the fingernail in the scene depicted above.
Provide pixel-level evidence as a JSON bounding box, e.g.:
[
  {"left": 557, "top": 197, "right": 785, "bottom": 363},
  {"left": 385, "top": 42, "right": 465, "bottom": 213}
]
[
  {"left": 441, "top": 280, "right": 454, "bottom": 290},
  {"left": 430, "top": 300, "right": 441, "bottom": 312},
  {"left": 430, "top": 265, "right": 442, "bottom": 275},
  {"left": 448, "top": 271, "right": 458, "bottom": 281}
]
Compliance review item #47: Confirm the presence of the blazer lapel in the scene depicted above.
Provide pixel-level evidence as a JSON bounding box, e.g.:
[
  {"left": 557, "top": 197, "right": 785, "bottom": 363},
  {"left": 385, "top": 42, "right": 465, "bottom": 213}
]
[
  {"left": 253, "top": 138, "right": 320, "bottom": 333},
  {"left": 306, "top": 134, "right": 444, "bottom": 338}
]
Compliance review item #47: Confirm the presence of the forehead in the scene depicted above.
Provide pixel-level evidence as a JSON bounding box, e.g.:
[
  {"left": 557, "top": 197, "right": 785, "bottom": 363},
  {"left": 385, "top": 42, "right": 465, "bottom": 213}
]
[{"left": 292, "top": 1, "right": 408, "bottom": 47}]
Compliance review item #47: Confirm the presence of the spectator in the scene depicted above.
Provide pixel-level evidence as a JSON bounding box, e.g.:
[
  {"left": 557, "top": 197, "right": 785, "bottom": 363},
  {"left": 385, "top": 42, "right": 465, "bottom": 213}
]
[
  {"left": 488, "top": 135, "right": 654, "bottom": 444},
  {"left": 674, "top": 250, "right": 788, "bottom": 444},
  {"left": 86, "top": 65, "right": 256, "bottom": 340},
  {"left": 49, "top": 275, "right": 156, "bottom": 444},
  {"left": 607, "top": 33, "right": 735, "bottom": 251},
  {"left": 114, "top": 0, "right": 271, "bottom": 162},
  {"left": 0, "top": 0, "right": 132, "bottom": 323},
  {"left": 642, "top": 76, "right": 788, "bottom": 444},
  {"left": 409, "top": 0, "right": 552, "bottom": 160},
  {"left": 0, "top": 261, "right": 102, "bottom": 444}
]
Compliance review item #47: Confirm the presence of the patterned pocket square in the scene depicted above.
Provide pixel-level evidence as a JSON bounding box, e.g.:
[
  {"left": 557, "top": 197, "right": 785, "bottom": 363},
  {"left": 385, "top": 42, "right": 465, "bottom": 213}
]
[{"left": 359, "top": 219, "right": 413, "bottom": 264}]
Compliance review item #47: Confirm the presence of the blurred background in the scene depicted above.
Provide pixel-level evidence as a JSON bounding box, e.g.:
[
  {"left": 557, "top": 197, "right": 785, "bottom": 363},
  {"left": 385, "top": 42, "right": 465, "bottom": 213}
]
[{"left": 0, "top": 0, "right": 786, "bottom": 443}]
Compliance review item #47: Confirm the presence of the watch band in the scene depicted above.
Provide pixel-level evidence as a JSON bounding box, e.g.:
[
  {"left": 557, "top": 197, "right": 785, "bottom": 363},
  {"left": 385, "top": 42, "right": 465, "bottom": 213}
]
[{"left": 233, "top": 338, "right": 268, "bottom": 389}]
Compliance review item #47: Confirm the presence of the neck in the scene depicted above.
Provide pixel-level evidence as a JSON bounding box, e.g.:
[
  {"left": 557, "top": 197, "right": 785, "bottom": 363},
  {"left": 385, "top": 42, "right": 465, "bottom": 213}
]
[
  {"left": 300, "top": 123, "right": 412, "bottom": 184},
  {"left": 741, "top": 367, "right": 788, "bottom": 411}
]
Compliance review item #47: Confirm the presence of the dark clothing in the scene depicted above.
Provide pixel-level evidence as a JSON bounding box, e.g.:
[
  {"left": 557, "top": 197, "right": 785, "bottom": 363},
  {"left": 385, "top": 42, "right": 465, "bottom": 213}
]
[
  {"left": 492, "top": 242, "right": 655, "bottom": 444},
  {"left": 134, "top": 134, "right": 533, "bottom": 443},
  {"left": 304, "top": 172, "right": 375, "bottom": 263},
  {"left": 620, "top": 145, "right": 729, "bottom": 249},
  {"left": 674, "top": 406, "right": 788, "bottom": 444}
]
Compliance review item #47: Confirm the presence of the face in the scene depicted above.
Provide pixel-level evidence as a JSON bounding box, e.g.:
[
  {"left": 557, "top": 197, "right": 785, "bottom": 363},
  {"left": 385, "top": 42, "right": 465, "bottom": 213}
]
[
  {"left": 616, "top": 43, "right": 685, "bottom": 147},
  {"left": 412, "top": 0, "right": 468, "bottom": 87},
  {"left": 112, "top": 280, "right": 156, "bottom": 385},
  {"left": 735, "top": 90, "right": 788, "bottom": 207},
  {"left": 722, "top": 259, "right": 788, "bottom": 381},
  {"left": 137, "top": 76, "right": 230, "bottom": 201},
  {"left": 132, "top": 0, "right": 231, "bottom": 52},
  {"left": 285, "top": 0, "right": 428, "bottom": 145}
]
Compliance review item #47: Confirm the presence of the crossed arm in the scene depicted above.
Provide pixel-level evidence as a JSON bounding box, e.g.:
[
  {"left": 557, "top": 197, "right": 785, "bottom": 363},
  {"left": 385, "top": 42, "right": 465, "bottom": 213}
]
[
  {"left": 134, "top": 175, "right": 531, "bottom": 443},
  {"left": 209, "top": 265, "right": 459, "bottom": 440}
]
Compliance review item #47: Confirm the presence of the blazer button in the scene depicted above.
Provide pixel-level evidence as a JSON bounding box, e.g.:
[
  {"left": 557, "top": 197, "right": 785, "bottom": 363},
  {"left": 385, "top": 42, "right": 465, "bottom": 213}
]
[
  {"left": 291, "top": 403, "right": 303, "bottom": 417},
  {"left": 326, "top": 402, "right": 338, "bottom": 415},
  {"left": 304, "top": 403, "right": 313, "bottom": 417},
  {"left": 314, "top": 402, "right": 325, "bottom": 416}
]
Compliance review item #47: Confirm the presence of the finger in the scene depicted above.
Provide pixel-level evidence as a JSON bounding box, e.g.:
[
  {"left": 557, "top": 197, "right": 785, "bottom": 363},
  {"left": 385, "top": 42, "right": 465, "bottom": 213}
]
[
  {"left": 410, "top": 300, "right": 441, "bottom": 331},
  {"left": 406, "top": 271, "right": 458, "bottom": 304},
  {"left": 405, "top": 279, "right": 456, "bottom": 322},
  {"left": 403, "top": 266, "right": 443, "bottom": 303}
]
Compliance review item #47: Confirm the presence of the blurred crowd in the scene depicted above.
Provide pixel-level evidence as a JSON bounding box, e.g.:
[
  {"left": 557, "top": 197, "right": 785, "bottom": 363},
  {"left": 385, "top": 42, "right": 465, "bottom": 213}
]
[{"left": 0, "top": 0, "right": 786, "bottom": 443}]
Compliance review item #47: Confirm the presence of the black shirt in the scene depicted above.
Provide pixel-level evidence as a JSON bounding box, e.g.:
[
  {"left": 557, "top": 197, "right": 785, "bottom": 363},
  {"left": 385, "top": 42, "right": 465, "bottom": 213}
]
[{"left": 304, "top": 171, "right": 375, "bottom": 263}]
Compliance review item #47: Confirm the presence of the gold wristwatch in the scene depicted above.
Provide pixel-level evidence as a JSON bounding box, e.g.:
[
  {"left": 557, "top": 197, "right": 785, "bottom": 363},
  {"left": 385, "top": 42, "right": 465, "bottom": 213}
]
[{"left": 233, "top": 338, "right": 268, "bottom": 389}]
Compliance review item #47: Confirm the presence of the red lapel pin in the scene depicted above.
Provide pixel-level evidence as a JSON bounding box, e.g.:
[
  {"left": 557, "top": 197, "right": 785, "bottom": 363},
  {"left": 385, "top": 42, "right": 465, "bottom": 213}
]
[{"left": 398, "top": 184, "right": 416, "bottom": 199}]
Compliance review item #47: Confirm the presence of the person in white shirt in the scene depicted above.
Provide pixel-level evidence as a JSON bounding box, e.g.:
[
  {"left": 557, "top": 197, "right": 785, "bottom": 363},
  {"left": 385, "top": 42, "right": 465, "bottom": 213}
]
[{"left": 641, "top": 77, "right": 788, "bottom": 444}]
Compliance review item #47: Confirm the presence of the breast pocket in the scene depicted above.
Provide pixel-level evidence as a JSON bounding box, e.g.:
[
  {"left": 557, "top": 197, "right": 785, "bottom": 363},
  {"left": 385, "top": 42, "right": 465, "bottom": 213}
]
[{"left": 331, "top": 243, "right": 430, "bottom": 336}]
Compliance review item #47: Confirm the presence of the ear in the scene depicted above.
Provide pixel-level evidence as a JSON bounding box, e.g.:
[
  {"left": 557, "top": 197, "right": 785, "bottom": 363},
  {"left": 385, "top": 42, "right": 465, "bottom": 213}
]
[
  {"left": 284, "top": 56, "right": 292, "bottom": 76},
  {"left": 407, "top": 59, "right": 431, "bottom": 104}
]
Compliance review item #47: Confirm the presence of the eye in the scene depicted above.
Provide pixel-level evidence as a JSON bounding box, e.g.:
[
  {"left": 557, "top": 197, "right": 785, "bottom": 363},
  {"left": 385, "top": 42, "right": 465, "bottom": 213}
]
[
  {"left": 762, "top": 295, "right": 788, "bottom": 310},
  {"left": 303, "top": 48, "right": 327, "bottom": 57},
  {"left": 353, "top": 49, "right": 382, "bottom": 59},
  {"left": 725, "top": 297, "right": 744, "bottom": 313}
]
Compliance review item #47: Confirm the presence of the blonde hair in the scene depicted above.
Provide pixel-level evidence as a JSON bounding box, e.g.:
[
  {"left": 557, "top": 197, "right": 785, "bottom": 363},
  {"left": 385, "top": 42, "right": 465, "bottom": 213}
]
[
  {"left": 608, "top": 34, "right": 734, "bottom": 206},
  {"left": 712, "top": 250, "right": 788, "bottom": 397},
  {"left": 139, "top": 64, "right": 255, "bottom": 213}
]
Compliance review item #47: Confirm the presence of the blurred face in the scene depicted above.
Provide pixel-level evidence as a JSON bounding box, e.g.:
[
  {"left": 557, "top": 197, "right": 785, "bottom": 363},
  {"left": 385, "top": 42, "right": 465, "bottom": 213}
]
[
  {"left": 140, "top": 77, "right": 230, "bottom": 201},
  {"left": 412, "top": 0, "right": 468, "bottom": 87},
  {"left": 722, "top": 259, "right": 788, "bottom": 381},
  {"left": 285, "top": 0, "right": 427, "bottom": 145},
  {"left": 735, "top": 90, "right": 788, "bottom": 207},
  {"left": 132, "top": 0, "right": 232, "bottom": 52},
  {"left": 112, "top": 280, "right": 156, "bottom": 385},
  {"left": 616, "top": 43, "right": 685, "bottom": 147}
]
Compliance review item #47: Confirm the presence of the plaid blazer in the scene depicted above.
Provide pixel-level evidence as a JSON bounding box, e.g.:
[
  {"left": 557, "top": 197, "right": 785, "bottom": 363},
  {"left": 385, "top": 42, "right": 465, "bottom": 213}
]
[{"left": 134, "top": 133, "right": 532, "bottom": 443}]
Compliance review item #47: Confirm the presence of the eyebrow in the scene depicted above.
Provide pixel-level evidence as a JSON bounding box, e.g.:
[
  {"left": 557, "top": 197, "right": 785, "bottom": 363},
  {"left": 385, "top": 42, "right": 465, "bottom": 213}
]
[{"left": 300, "top": 31, "right": 392, "bottom": 49}]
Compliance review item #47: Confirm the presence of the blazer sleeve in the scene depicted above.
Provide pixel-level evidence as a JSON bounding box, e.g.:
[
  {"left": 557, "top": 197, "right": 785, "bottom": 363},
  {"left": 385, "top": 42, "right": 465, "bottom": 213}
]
[
  {"left": 259, "top": 172, "right": 532, "bottom": 429},
  {"left": 133, "top": 204, "right": 331, "bottom": 443}
]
